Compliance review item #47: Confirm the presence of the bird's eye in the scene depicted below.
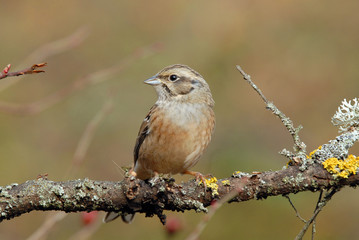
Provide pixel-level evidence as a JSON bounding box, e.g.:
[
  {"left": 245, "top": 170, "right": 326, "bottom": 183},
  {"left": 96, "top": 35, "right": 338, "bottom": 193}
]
[{"left": 169, "top": 74, "right": 178, "bottom": 81}]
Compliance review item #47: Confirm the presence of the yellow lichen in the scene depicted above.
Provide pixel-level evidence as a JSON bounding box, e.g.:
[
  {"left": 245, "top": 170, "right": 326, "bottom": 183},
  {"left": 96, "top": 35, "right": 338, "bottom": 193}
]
[
  {"left": 286, "top": 159, "right": 291, "bottom": 166},
  {"left": 233, "top": 171, "right": 241, "bottom": 175},
  {"left": 221, "top": 180, "right": 230, "bottom": 186},
  {"left": 200, "top": 177, "right": 219, "bottom": 196},
  {"left": 322, "top": 154, "right": 359, "bottom": 178},
  {"left": 307, "top": 146, "right": 322, "bottom": 159}
]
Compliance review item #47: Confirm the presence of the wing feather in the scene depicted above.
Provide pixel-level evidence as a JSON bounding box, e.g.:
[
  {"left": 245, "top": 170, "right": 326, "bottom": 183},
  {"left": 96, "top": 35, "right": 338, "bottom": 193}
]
[{"left": 133, "top": 104, "right": 158, "bottom": 164}]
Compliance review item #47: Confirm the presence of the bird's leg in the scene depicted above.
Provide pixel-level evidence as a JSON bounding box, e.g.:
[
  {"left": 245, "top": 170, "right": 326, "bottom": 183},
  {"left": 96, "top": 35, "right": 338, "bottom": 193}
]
[
  {"left": 129, "top": 169, "right": 137, "bottom": 177},
  {"left": 183, "top": 170, "right": 208, "bottom": 190}
]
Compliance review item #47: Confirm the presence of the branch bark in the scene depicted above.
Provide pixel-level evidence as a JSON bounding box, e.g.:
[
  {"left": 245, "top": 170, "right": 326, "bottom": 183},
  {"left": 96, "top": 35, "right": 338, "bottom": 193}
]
[{"left": 1, "top": 163, "right": 357, "bottom": 223}]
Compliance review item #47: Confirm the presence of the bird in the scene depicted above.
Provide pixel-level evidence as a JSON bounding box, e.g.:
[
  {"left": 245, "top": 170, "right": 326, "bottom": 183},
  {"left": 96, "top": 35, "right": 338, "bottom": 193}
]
[{"left": 104, "top": 64, "right": 215, "bottom": 223}]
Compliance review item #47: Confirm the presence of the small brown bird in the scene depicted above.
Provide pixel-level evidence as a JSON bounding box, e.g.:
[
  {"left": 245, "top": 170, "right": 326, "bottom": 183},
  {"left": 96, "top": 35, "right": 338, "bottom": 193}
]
[{"left": 104, "top": 64, "right": 215, "bottom": 223}]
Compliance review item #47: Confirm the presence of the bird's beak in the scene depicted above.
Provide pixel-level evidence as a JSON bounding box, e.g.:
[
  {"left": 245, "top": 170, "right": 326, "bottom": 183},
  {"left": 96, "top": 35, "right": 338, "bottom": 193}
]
[{"left": 144, "top": 76, "right": 161, "bottom": 85}]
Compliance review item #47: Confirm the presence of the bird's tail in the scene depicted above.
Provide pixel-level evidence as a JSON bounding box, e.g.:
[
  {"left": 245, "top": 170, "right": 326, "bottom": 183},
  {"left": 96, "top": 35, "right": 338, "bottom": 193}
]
[{"left": 103, "top": 212, "right": 135, "bottom": 224}]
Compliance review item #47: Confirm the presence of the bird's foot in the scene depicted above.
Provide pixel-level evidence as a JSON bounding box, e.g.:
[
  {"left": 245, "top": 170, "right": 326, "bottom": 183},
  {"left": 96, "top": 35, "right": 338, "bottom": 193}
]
[{"left": 183, "top": 170, "right": 210, "bottom": 191}]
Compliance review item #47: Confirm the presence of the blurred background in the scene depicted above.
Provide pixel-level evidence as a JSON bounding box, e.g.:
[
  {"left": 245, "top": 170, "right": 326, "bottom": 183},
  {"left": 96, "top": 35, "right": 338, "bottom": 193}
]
[{"left": 1, "top": 0, "right": 359, "bottom": 239}]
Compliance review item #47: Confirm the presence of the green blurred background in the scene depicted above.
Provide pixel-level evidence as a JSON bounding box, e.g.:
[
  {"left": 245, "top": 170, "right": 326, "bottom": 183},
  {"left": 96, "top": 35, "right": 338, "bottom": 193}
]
[{"left": 1, "top": 1, "right": 359, "bottom": 239}]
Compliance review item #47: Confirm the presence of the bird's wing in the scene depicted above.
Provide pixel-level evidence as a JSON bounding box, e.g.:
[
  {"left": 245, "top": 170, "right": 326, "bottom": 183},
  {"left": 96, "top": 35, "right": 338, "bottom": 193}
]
[{"left": 133, "top": 104, "right": 158, "bottom": 164}]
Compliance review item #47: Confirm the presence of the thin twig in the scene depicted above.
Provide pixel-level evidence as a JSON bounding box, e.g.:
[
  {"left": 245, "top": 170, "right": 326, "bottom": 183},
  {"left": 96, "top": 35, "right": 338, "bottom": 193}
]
[
  {"left": 236, "top": 65, "right": 306, "bottom": 156},
  {"left": 295, "top": 188, "right": 339, "bottom": 240},
  {"left": 311, "top": 190, "right": 323, "bottom": 240},
  {"left": 0, "top": 43, "right": 161, "bottom": 116},
  {"left": 111, "top": 160, "right": 125, "bottom": 178},
  {"left": 26, "top": 212, "right": 67, "bottom": 240},
  {"left": 283, "top": 195, "right": 306, "bottom": 223},
  {"left": 0, "top": 63, "right": 47, "bottom": 80},
  {"left": 24, "top": 27, "right": 90, "bottom": 64},
  {"left": 68, "top": 214, "right": 103, "bottom": 240},
  {"left": 0, "top": 27, "right": 89, "bottom": 92},
  {"left": 235, "top": 65, "right": 269, "bottom": 103},
  {"left": 70, "top": 98, "right": 113, "bottom": 170},
  {"left": 186, "top": 189, "right": 241, "bottom": 240},
  {"left": 311, "top": 219, "right": 316, "bottom": 240}
]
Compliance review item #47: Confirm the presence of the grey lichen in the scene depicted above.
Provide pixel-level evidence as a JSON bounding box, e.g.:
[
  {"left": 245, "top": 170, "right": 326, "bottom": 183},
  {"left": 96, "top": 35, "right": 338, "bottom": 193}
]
[
  {"left": 299, "top": 157, "right": 315, "bottom": 171},
  {"left": 0, "top": 189, "right": 11, "bottom": 198},
  {"left": 83, "top": 178, "right": 95, "bottom": 190},
  {"left": 183, "top": 200, "right": 207, "bottom": 213},
  {"left": 52, "top": 185, "right": 65, "bottom": 197},
  {"left": 311, "top": 180, "right": 319, "bottom": 188},
  {"left": 282, "top": 173, "right": 306, "bottom": 188},
  {"left": 332, "top": 98, "right": 359, "bottom": 132},
  {"left": 232, "top": 171, "right": 251, "bottom": 178},
  {"left": 312, "top": 130, "right": 359, "bottom": 162},
  {"left": 172, "top": 197, "right": 207, "bottom": 213},
  {"left": 295, "top": 173, "right": 305, "bottom": 184},
  {"left": 282, "top": 176, "right": 295, "bottom": 185},
  {"left": 242, "top": 185, "right": 252, "bottom": 197},
  {"left": 158, "top": 185, "right": 166, "bottom": 193},
  {"left": 279, "top": 148, "right": 295, "bottom": 160},
  {"left": 179, "top": 189, "right": 187, "bottom": 195}
]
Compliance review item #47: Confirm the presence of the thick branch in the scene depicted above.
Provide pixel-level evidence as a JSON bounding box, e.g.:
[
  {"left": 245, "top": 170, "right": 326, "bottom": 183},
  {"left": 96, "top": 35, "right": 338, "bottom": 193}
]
[{"left": 1, "top": 163, "right": 358, "bottom": 223}]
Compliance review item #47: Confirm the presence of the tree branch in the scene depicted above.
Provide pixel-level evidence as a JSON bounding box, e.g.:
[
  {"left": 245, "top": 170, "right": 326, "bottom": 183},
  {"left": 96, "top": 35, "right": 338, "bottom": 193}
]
[
  {"left": 0, "top": 43, "right": 161, "bottom": 116},
  {"left": 295, "top": 188, "right": 339, "bottom": 240},
  {"left": 236, "top": 65, "right": 306, "bottom": 156},
  {"left": 1, "top": 162, "right": 358, "bottom": 224},
  {"left": 1, "top": 62, "right": 357, "bottom": 240},
  {"left": 0, "top": 63, "right": 47, "bottom": 80}
]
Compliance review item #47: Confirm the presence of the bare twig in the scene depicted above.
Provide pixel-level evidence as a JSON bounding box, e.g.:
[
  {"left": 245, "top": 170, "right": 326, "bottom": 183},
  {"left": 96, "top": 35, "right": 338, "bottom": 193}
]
[
  {"left": 295, "top": 188, "right": 339, "bottom": 240},
  {"left": 72, "top": 98, "right": 113, "bottom": 167},
  {"left": 0, "top": 27, "right": 89, "bottom": 92},
  {"left": 68, "top": 215, "right": 102, "bottom": 240},
  {"left": 285, "top": 190, "right": 326, "bottom": 239},
  {"left": 284, "top": 195, "right": 306, "bottom": 223},
  {"left": 236, "top": 65, "right": 306, "bottom": 156},
  {"left": 26, "top": 212, "right": 67, "bottom": 240},
  {"left": 24, "top": 27, "right": 90, "bottom": 64},
  {"left": 312, "top": 218, "right": 316, "bottom": 240},
  {"left": 186, "top": 189, "right": 241, "bottom": 240},
  {"left": 311, "top": 190, "right": 323, "bottom": 240},
  {"left": 0, "top": 63, "right": 47, "bottom": 80},
  {"left": 235, "top": 65, "right": 269, "bottom": 103},
  {"left": 0, "top": 43, "right": 161, "bottom": 116}
]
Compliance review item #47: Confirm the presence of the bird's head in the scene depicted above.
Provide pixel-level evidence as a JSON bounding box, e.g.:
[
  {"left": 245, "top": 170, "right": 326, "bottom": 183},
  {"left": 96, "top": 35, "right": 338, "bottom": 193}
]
[{"left": 144, "top": 64, "right": 214, "bottom": 107}]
